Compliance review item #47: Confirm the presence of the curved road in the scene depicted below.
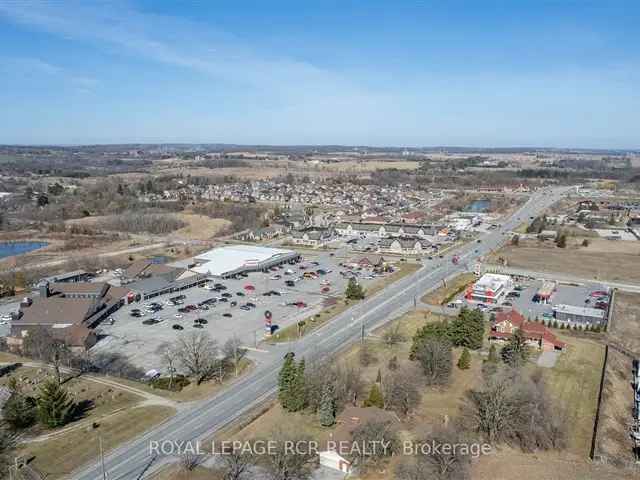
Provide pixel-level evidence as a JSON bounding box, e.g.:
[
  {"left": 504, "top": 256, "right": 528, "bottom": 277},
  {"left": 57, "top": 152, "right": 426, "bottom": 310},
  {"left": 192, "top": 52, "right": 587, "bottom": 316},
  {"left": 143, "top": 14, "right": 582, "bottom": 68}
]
[{"left": 72, "top": 186, "right": 570, "bottom": 480}]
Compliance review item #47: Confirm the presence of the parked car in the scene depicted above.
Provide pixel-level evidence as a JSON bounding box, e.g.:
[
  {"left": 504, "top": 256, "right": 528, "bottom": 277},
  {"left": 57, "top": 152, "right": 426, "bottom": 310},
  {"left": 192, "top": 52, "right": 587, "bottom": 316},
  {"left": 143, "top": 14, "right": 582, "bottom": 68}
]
[
  {"left": 174, "top": 313, "right": 183, "bottom": 319},
  {"left": 172, "top": 324, "right": 184, "bottom": 330},
  {"left": 142, "top": 318, "right": 160, "bottom": 325},
  {"left": 230, "top": 301, "right": 237, "bottom": 307},
  {"left": 223, "top": 313, "right": 232, "bottom": 318},
  {"left": 236, "top": 291, "right": 245, "bottom": 296},
  {"left": 193, "top": 323, "right": 204, "bottom": 329}
]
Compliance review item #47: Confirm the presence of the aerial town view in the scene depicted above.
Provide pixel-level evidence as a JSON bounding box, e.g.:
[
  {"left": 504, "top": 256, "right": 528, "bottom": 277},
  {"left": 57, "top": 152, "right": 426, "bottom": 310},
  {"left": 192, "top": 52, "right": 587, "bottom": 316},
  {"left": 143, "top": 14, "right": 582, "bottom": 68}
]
[{"left": 0, "top": 1, "right": 639, "bottom": 480}]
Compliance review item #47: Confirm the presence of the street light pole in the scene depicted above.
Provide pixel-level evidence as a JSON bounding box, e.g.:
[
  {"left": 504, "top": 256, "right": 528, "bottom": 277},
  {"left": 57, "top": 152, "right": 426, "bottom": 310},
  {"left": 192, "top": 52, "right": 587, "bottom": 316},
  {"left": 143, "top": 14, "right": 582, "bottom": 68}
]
[{"left": 99, "top": 435, "right": 107, "bottom": 480}]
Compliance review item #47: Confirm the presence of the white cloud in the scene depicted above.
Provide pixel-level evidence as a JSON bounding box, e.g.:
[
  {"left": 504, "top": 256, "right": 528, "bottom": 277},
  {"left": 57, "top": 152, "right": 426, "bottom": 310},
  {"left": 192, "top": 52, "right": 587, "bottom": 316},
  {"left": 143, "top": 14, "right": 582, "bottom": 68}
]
[{"left": 0, "top": 56, "right": 98, "bottom": 90}]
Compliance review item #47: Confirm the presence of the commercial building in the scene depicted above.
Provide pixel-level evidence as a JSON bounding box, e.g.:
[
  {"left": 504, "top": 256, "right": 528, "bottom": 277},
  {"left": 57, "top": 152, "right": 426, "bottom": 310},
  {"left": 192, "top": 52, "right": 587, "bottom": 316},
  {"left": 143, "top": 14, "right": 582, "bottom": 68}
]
[
  {"left": 533, "top": 281, "right": 557, "bottom": 304},
  {"left": 553, "top": 304, "right": 606, "bottom": 326},
  {"left": 122, "top": 259, "right": 207, "bottom": 301},
  {"left": 192, "top": 244, "right": 301, "bottom": 278},
  {"left": 466, "top": 273, "right": 513, "bottom": 304},
  {"left": 7, "top": 281, "right": 128, "bottom": 353}
]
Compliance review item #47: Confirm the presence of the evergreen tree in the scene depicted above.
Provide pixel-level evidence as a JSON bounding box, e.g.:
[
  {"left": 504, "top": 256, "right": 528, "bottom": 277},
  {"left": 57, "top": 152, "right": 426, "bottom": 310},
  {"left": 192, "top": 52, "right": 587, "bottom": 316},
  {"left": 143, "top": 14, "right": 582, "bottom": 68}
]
[
  {"left": 345, "top": 278, "right": 365, "bottom": 300},
  {"left": 457, "top": 348, "right": 471, "bottom": 370},
  {"left": 449, "top": 308, "right": 484, "bottom": 350},
  {"left": 487, "top": 344, "right": 499, "bottom": 363},
  {"left": 2, "top": 393, "right": 36, "bottom": 430},
  {"left": 409, "top": 320, "right": 450, "bottom": 359},
  {"left": 36, "top": 379, "right": 75, "bottom": 428},
  {"left": 287, "top": 358, "right": 307, "bottom": 412},
  {"left": 278, "top": 352, "right": 296, "bottom": 409},
  {"left": 363, "top": 384, "right": 384, "bottom": 409},
  {"left": 319, "top": 383, "right": 336, "bottom": 426},
  {"left": 500, "top": 329, "right": 529, "bottom": 368}
]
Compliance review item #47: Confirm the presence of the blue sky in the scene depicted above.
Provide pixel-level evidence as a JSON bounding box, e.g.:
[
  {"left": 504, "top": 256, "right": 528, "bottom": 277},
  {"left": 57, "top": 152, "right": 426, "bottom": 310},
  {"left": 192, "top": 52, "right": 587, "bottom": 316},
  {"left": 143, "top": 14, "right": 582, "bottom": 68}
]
[{"left": 0, "top": 1, "right": 638, "bottom": 148}]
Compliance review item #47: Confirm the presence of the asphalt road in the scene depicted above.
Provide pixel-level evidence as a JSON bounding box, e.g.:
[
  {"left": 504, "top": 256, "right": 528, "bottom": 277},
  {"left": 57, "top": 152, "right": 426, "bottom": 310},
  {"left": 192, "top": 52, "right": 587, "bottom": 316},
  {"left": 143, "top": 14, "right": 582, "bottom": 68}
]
[{"left": 71, "top": 186, "right": 570, "bottom": 480}]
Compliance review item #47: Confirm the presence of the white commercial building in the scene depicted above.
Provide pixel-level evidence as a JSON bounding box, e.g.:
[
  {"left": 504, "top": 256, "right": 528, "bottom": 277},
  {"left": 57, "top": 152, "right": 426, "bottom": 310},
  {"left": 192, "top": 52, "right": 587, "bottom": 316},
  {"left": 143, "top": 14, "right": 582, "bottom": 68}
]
[
  {"left": 466, "top": 273, "right": 513, "bottom": 304},
  {"left": 192, "top": 244, "right": 301, "bottom": 278}
]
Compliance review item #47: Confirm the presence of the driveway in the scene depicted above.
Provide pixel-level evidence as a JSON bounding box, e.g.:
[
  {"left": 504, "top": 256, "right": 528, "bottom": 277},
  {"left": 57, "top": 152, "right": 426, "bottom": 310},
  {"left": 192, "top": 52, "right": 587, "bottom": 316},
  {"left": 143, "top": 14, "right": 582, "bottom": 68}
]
[{"left": 537, "top": 350, "right": 559, "bottom": 368}]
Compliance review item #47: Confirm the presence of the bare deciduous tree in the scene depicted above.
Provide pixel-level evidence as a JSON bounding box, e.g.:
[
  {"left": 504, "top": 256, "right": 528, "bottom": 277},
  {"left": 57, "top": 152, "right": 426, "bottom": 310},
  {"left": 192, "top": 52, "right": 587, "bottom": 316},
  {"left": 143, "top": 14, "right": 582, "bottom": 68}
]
[
  {"left": 349, "top": 419, "right": 398, "bottom": 471},
  {"left": 175, "top": 332, "right": 219, "bottom": 384},
  {"left": 304, "top": 360, "right": 364, "bottom": 412},
  {"left": 158, "top": 343, "right": 179, "bottom": 390},
  {"left": 381, "top": 365, "right": 422, "bottom": 416},
  {"left": 463, "top": 368, "right": 567, "bottom": 450},
  {"left": 215, "top": 449, "right": 254, "bottom": 480},
  {"left": 256, "top": 427, "right": 316, "bottom": 480},
  {"left": 180, "top": 452, "right": 204, "bottom": 471},
  {"left": 382, "top": 324, "right": 406, "bottom": 348},
  {"left": 223, "top": 336, "right": 247, "bottom": 377},
  {"left": 413, "top": 338, "right": 452, "bottom": 386},
  {"left": 23, "top": 326, "right": 70, "bottom": 384}
]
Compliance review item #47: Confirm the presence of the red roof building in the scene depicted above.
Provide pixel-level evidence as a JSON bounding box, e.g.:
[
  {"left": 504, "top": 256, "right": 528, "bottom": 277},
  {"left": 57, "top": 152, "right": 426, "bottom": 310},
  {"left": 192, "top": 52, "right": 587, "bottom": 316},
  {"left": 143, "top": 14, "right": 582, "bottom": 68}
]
[{"left": 490, "top": 309, "right": 565, "bottom": 352}]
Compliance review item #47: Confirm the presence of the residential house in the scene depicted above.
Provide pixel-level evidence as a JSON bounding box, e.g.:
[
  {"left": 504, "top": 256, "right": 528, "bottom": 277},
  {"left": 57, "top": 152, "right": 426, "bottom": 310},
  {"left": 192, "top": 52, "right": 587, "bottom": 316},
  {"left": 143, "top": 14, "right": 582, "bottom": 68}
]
[
  {"left": 290, "top": 228, "right": 335, "bottom": 248},
  {"left": 378, "top": 237, "right": 427, "bottom": 255},
  {"left": 489, "top": 309, "right": 565, "bottom": 351}
]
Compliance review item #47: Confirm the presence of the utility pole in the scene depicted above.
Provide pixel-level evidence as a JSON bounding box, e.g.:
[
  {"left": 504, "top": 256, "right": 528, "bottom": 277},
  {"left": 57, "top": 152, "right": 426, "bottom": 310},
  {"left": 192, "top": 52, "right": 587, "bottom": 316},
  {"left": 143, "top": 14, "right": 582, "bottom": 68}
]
[{"left": 99, "top": 435, "right": 107, "bottom": 480}]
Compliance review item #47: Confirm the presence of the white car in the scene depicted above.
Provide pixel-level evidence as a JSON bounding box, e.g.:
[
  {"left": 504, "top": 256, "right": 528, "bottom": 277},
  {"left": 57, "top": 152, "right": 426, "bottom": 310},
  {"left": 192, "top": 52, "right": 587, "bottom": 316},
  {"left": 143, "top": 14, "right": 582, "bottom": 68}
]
[{"left": 174, "top": 313, "right": 183, "bottom": 319}]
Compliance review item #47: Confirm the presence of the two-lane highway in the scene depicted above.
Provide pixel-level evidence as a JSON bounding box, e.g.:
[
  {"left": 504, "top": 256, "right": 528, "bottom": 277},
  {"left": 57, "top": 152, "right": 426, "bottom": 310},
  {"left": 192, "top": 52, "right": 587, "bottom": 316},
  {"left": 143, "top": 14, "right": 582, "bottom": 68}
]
[{"left": 72, "top": 186, "right": 570, "bottom": 480}]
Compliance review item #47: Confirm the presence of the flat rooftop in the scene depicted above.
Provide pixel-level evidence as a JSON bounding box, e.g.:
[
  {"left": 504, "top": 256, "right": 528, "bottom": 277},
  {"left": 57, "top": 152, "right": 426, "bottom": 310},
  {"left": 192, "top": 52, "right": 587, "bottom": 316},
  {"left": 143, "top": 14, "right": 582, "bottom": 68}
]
[
  {"left": 553, "top": 304, "right": 606, "bottom": 319},
  {"left": 192, "top": 244, "right": 298, "bottom": 277}
]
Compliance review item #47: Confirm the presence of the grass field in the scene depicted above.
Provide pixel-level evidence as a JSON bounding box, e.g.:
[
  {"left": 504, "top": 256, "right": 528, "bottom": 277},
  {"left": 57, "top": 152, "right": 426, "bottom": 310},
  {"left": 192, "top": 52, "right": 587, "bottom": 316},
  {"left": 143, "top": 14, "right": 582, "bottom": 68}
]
[
  {"left": 19, "top": 405, "right": 175, "bottom": 479},
  {"left": 0, "top": 365, "right": 142, "bottom": 425},
  {"left": 491, "top": 242, "right": 640, "bottom": 283},
  {"left": 171, "top": 213, "right": 231, "bottom": 240},
  {"left": 421, "top": 272, "right": 476, "bottom": 305},
  {"left": 537, "top": 334, "right": 605, "bottom": 456}
]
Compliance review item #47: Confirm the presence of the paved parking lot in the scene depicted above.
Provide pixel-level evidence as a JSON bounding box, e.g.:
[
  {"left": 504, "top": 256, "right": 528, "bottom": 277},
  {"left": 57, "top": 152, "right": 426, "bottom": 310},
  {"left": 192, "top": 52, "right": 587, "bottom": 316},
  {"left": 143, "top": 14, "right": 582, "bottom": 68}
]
[
  {"left": 456, "top": 276, "right": 609, "bottom": 321},
  {"left": 507, "top": 279, "right": 609, "bottom": 321},
  {"left": 91, "top": 249, "right": 389, "bottom": 373}
]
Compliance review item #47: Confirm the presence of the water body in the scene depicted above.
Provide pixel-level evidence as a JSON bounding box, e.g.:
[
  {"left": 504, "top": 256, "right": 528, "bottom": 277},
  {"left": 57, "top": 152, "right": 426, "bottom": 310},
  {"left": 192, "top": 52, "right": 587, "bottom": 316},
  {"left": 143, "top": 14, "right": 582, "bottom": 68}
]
[
  {"left": 0, "top": 241, "right": 48, "bottom": 260},
  {"left": 466, "top": 199, "right": 491, "bottom": 213}
]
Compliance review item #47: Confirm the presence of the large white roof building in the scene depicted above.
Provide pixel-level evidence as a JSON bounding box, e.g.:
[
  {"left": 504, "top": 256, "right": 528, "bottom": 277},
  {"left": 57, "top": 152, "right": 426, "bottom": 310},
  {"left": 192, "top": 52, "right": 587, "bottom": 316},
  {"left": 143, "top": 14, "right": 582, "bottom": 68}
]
[{"left": 192, "top": 244, "right": 301, "bottom": 278}]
